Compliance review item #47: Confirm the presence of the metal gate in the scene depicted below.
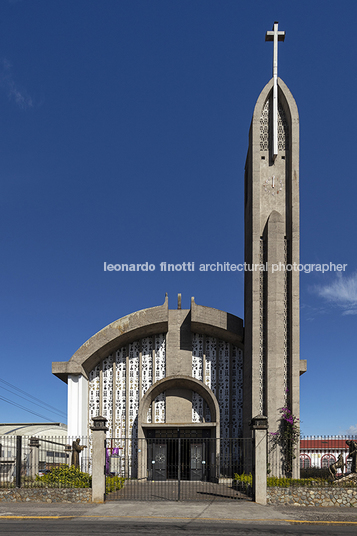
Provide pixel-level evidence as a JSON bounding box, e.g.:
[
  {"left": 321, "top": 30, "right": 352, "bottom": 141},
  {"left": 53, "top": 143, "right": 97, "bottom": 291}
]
[{"left": 105, "top": 434, "right": 252, "bottom": 501}]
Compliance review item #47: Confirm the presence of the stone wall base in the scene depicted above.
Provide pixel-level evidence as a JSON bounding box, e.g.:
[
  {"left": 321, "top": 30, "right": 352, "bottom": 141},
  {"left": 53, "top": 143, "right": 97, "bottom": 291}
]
[
  {"left": 0, "top": 488, "right": 92, "bottom": 503},
  {"left": 267, "top": 487, "right": 357, "bottom": 507}
]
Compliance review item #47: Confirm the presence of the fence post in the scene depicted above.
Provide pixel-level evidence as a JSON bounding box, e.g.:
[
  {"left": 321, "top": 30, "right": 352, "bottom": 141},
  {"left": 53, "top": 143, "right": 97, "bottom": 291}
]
[
  {"left": 250, "top": 415, "right": 268, "bottom": 505},
  {"left": 91, "top": 416, "right": 108, "bottom": 503},
  {"left": 29, "top": 437, "right": 40, "bottom": 478},
  {"left": 16, "top": 436, "right": 22, "bottom": 488},
  {"left": 65, "top": 443, "right": 72, "bottom": 466}
]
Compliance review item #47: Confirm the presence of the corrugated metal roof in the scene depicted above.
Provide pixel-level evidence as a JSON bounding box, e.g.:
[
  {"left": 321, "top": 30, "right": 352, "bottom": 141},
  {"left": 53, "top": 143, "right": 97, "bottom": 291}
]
[{"left": 0, "top": 423, "right": 67, "bottom": 436}]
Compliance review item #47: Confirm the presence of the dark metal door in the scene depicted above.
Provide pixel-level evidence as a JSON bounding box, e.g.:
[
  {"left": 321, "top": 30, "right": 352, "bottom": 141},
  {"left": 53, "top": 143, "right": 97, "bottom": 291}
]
[
  {"left": 152, "top": 442, "right": 167, "bottom": 481},
  {"left": 190, "top": 442, "right": 204, "bottom": 481}
]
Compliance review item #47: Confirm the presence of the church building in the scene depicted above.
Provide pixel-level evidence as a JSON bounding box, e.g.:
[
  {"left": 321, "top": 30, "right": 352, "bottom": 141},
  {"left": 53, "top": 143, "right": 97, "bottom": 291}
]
[{"left": 52, "top": 23, "right": 306, "bottom": 479}]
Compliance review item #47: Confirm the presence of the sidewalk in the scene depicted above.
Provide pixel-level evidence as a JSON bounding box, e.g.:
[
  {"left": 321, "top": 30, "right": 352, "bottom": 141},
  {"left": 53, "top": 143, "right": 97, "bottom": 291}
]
[{"left": 0, "top": 501, "right": 356, "bottom": 525}]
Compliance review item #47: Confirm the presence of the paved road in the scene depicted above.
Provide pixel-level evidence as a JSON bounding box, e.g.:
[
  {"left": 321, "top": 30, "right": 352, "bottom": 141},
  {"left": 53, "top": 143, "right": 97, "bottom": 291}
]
[
  {"left": 0, "top": 520, "right": 357, "bottom": 535},
  {"left": 0, "top": 501, "right": 356, "bottom": 535}
]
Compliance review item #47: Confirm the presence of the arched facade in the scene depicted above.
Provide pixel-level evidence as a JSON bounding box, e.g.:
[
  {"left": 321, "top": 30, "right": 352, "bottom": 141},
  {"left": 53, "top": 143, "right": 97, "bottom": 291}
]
[
  {"left": 138, "top": 375, "right": 221, "bottom": 439},
  {"left": 53, "top": 297, "right": 244, "bottom": 454}
]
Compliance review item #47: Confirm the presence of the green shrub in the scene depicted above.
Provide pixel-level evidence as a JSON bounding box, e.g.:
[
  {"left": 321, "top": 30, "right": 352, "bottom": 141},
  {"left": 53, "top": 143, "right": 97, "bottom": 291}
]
[
  {"left": 36, "top": 465, "right": 92, "bottom": 488},
  {"left": 267, "top": 477, "right": 311, "bottom": 487},
  {"left": 300, "top": 467, "right": 330, "bottom": 480},
  {"left": 234, "top": 473, "right": 329, "bottom": 488},
  {"left": 234, "top": 472, "right": 252, "bottom": 485},
  {"left": 233, "top": 472, "right": 253, "bottom": 494},
  {"left": 106, "top": 475, "right": 126, "bottom": 494}
]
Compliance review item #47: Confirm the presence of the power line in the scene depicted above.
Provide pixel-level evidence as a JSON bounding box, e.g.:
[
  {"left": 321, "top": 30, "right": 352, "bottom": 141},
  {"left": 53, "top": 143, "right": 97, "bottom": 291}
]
[
  {"left": 0, "top": 395, "right": 54, "bottom": 422},
  {"left": 0, "top": 378, "right": 66, "bottom": 418},
  {"left": 0, "top": 384, "right": 66, "bottom": 419}
]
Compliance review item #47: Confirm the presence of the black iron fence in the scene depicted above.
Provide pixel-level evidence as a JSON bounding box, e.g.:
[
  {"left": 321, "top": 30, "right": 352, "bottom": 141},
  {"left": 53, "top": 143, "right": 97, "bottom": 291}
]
[
  {"left": 105, "top": 437, "right": 253, "bottom": 501},
  {"left": 2, "top": 432, "right": 355, "bottom": 498},
  {"left": 0, "top": 435, "right": 90, "bottom": 488}
]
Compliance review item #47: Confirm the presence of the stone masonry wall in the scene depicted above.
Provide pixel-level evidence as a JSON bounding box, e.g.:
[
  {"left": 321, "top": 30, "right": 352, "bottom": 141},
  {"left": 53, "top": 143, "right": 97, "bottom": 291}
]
[
  {"left": 267, "top": 486, "right": 357, "bottom": 507},
  {"left": 0, "top": 488, "right": 92, "bottom": 503}
]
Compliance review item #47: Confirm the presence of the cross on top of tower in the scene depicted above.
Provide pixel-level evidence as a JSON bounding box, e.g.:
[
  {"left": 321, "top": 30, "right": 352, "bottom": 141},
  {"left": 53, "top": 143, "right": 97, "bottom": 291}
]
[
  {"left": 265, "top": 22, "right": 285, "bottom": 79},
  {"left": 265, "top": 22, "right": 285, "bottom": 160}
]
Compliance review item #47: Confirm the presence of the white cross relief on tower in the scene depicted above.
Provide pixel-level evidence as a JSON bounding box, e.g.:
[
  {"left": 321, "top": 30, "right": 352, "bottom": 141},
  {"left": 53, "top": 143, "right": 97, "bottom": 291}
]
[{"left": 265, "top": 21, "right": 285, "bottom": 160}]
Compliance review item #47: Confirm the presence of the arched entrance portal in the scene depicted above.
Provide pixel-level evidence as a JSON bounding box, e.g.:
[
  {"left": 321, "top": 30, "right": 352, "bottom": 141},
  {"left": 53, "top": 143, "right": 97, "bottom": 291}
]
[{"left": 137, "top": 375, "right": 220, "bottom": 481}]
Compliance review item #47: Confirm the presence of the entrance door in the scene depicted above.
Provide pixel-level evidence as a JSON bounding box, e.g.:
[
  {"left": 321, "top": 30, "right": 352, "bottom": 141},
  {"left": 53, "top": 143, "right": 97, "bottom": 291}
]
[
  {"left": 190, "top": 442, "right": 204, "bottom": 481},
  {"left": 146, "top": 428, "right": 211, "bottom": 481},
  {"left": 152, "top": 442, "right": 167, "bottom": 481}
]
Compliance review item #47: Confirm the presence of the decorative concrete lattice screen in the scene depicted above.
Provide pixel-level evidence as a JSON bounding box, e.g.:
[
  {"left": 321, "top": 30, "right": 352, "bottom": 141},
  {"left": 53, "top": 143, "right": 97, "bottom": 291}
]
[
  {"left": 191, "top": 334, "right": 243, "bottom": 437},
  {"left": 88, "top": 334, "right": 166, "bottom": 438},
  {"left": 260, "top": 98, "right": 288, "bottom": 152}
]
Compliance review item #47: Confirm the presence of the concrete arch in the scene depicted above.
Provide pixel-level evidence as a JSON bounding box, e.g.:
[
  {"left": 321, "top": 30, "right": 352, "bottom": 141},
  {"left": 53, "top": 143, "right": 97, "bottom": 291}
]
[
  {"left": 52, "top": 298, "right": 169, "bottom": 382},
  {"left": 253, "top": 76, "right": 299, "bottom": 131},
  {"left": 52, "top": 296, "right": 244, "bottom": 383},
  {"left": 138, "top": 375, "right": 220, "bottom": 439}
]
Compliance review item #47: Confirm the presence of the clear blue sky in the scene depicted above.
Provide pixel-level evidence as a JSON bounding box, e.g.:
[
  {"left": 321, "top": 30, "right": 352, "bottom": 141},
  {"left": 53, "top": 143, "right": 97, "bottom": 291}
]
[{"left": 1, "top": 0, "right": 356, "bottom": 437}]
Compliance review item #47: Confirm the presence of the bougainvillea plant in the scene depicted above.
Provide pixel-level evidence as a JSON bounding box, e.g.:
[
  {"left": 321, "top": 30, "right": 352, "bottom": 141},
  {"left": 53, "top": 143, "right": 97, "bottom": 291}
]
[{"left": 270, "top": 404, "right": 300, "bottom": 475}]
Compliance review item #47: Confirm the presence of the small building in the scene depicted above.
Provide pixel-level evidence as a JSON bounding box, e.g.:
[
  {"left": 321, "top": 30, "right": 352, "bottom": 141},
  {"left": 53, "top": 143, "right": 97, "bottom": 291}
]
[
  {"left": 300, "top": 437, "right": 355, "bottom": 473},
  {"left": 0, "top": 423, "right": 70, "bottom": 472}
]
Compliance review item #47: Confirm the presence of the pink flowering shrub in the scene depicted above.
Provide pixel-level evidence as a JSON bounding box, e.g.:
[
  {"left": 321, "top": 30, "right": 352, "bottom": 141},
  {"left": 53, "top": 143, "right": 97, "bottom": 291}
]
[{"left": 270, "top": 405, "right": 300, "bottom": 475}]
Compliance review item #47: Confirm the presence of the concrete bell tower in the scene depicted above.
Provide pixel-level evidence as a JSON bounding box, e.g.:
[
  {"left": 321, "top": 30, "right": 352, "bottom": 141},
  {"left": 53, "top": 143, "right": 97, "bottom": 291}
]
[{"left": 243, "top": 22, "right": 305, "bottom": 476}]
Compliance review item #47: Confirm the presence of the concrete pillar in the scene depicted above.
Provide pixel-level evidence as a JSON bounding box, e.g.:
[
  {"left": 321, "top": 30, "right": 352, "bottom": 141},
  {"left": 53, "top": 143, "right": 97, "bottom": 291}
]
[
  {"left": 68, "top": 374, "right": 89, "bottom": 438},
  {"left": 29, "top": 437, "right": 39, "bottom": 478},
  {"left": 251, "top": 415, "right": 268, "bottom": 505},
  {"left": 91, "top": 416, "right": 108, "bottom": 503}
]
